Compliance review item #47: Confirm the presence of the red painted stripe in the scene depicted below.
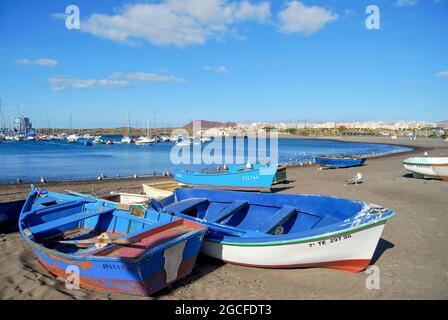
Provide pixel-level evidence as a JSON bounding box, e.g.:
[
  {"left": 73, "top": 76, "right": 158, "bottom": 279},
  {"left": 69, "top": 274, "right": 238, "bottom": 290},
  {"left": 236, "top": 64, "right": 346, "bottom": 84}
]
[{"left": 222, "top": 259, "right": 372, "bottom": 273}]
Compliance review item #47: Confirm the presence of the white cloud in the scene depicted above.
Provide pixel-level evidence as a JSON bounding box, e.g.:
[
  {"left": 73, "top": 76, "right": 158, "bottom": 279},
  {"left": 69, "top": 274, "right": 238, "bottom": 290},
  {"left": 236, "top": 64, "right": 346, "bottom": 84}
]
[
  {"left": 16, "top": 58, "right": 58, "bottom": 67},
  {"left": 34, "top": 58, "right": 58, "bottom": 67},
  {"left": 395, "top": 0, "right": 418, "bottom": 7},
  {"left": 15, "top": 58, "right": 32, "bottom": 65},
  {"left": 437, "top": 71, "right": 448, "bottom": 78},
  {"left": 110, "top": 72, "right": 185, "bottom": 83},
  {"left": 202, "top": 65, "right": 228, "bottom": 73},
  {"left": 277, "top": 1, "right": 337, "bottom": 35},
  {"left": 48, "top": 71, "right": 184, "bottom": 91},
  {"left": 79, "top": 0, "right": 271, "bottom": 47},
  {"left": 48, "top": 77, "right": 129, "bottom": 91}
]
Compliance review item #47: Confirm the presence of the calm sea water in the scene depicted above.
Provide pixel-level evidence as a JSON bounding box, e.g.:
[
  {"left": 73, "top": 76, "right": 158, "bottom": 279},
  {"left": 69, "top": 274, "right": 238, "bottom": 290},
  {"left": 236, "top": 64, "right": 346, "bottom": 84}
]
[{"left": 0, "top": 136, "right": 412, "bottom": 183}]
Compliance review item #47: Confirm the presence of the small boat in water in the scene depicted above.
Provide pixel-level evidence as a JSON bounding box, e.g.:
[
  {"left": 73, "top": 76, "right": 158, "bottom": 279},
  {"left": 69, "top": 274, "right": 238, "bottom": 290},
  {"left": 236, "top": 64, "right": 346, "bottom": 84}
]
[
  {"left": 314, "top": 155, "right": 366, "bottom": 168},
  {"left": 172, "top": 163, "right": 278, "bottom": 191},
  {"left": 0, "top": 199, "right": 26, "bottom": 229},
  {"left": 403, "top": 157, "right": 448, "bottom": 180},
  {"left": 150, "top": 188, "right": 395, "bottom": 272},
  {"left": 19, "top": 186, "right": 207, "bottom": 296}
]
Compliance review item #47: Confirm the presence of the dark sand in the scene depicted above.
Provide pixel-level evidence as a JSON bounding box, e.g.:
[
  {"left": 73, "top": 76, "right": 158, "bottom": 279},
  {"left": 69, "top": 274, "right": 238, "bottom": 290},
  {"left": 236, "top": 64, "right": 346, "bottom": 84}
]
[{"left": 1, "top": 136, "right": 447, "bottom": 299}]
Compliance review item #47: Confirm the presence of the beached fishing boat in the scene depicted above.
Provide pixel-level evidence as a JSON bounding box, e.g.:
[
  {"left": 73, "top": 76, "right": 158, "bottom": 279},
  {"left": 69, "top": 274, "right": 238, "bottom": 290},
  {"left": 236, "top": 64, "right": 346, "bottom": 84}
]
[
  {"left": 172, "top": 164, "right": 278, "bottom": 191},
  {"left": 143, "top": 184, "right": 174, "bottom": 200},
  {"left": 150, "top": 188, "right": 395, "bottom": 272},
  {"left": 0, "top": 199, "right": 25, "bottom": 229},
  {"left": 19, "top": 186, "right": 207, "bottom": 296},
  {"left": 403, "top": 157, "right": 448, "bottom": 180},
  {"left": 314, "top": 156, "right": 366, "bottom": 168}
]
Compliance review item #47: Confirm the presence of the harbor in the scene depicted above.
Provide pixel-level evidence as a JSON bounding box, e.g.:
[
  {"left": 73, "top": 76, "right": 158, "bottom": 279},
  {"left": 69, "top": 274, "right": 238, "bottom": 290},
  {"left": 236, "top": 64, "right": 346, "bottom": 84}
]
[
  {"left": 1, "top": 0, "right": 447, "bottom": 307},
  {"left": 1, "top": 136, "right": 447, "bottom": 299}
]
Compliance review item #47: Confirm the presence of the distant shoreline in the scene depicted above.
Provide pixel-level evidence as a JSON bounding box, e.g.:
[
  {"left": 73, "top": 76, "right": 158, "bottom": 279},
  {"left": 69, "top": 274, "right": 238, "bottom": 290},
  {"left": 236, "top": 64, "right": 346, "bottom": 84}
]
[{"left": 0, "top": 135, "right": 433, "bottom": 187}]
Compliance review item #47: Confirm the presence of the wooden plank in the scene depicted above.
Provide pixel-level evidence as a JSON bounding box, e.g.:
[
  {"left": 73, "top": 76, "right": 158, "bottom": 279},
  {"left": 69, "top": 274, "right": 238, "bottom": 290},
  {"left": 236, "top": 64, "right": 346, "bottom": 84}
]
[{"left": 29, "top": 207, "right": 115, "bottom": 235}]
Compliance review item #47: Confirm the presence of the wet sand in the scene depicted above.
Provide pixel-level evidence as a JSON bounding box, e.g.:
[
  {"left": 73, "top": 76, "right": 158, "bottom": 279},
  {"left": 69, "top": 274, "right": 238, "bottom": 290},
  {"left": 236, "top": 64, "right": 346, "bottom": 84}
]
[{"left": 1, "top": 136, "right": 447, "bottom": 299}]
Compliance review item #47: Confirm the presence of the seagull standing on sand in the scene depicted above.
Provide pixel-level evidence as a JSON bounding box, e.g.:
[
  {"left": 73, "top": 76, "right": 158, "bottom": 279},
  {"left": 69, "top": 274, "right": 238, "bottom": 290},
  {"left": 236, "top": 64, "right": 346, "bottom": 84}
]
[
  {"left": 347, "top": 173, "right": 363, "bottom": 185},
  {"left": 40, "top": 176, "right": 47, "bottom": 184}
]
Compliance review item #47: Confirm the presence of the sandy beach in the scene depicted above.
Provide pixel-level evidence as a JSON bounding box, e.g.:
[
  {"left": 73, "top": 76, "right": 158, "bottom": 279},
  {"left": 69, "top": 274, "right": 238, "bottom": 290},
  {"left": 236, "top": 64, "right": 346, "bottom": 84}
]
[{"left": 1, "top": 136, "right": 447, "bottom": 300}]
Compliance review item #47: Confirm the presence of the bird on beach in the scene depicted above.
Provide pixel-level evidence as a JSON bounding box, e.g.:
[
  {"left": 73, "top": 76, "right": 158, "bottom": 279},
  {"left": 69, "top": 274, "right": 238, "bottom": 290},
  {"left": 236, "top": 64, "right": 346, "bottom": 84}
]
[
  {"left": 40, "top": 176, "right": 47, "bottom": 184},
  {"left": 424, "top": 151, "right": 428, "bottom": 156},
  {"left": 347, "top": 173, "right": 362, "bottom": 185},
  {"left": 133, "top": 173, "right": 138, "bottom": 179},
  {"left": 16, "top": 178, "right": 22, "bottom": 183},
  {"left": 97, "top": 173, "right": 106, "bottom": 181}
]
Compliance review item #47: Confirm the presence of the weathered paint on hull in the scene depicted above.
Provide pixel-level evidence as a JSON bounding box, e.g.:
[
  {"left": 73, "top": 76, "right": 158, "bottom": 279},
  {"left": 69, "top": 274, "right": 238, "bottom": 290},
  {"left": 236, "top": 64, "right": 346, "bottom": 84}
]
[
  {"left": 30, "top": 233, "right": 203, "bottom": 296},
  {"left": 200, "top": 223, "right": 385, "bottom": 273},
  {"left": 172, "top": 165, "right": 277, "bottom": 189},
  {"left": 403, "top": 163, "right": 448, "bottom": 180}
]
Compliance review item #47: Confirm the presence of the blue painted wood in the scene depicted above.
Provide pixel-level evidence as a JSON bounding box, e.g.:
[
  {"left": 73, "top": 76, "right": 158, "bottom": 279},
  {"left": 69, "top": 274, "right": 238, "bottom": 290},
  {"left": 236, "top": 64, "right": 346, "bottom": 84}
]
[
  {"left": 153, "top": 188, "right": 395, "bottom": 246},
  {"left": 29, "top": 206, "right": 115, "bottom": 235},
  {"left": 172, "top": 164, "right": 278, "bottom": 189},
  {"left": 205, "top": 200, "right": 248, "bottom": 223},
  {"left": 163, "top": 198, "right": 209, "bottom": 213},
  {"left": 18, "top": 186, "right": 208, "bottom": 296},
  {"left": 255, "top": 205, "right": 296, "bottom": 233},
  {"left": 0, "top": 199, "right": 25, "bottom": 227},
  {"left": 314, "top": 156, "right": 366, "bottom": 168}
]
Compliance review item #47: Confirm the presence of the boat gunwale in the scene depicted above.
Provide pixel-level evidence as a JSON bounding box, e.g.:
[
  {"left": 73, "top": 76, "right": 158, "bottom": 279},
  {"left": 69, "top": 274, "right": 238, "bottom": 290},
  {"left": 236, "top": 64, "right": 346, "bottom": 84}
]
[
  {"left": 205, "top": 214, "right": 393, "bottom": 247},
  {"left": 169, "top": 201, "right": 395, "bottom": 247}
]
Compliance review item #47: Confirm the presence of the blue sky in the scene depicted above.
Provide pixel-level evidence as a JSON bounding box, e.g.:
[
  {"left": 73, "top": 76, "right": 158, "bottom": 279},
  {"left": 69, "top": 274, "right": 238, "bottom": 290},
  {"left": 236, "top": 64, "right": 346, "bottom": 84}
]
[{"left": 0, "top": 0, "right": 447, "bottom": 128}]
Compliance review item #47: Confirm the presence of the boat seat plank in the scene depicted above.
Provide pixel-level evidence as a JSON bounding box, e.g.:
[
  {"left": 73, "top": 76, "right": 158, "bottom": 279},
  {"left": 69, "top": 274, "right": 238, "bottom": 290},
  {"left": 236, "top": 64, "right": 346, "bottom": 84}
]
[
  {"left": 255, "top": 205, "right": 296, "bottom": 233},
  {"left": 311, "top": 215, "right": 341, "bottom": 230},
  {"left": 206, "top": 200, "right": 248, "bottom": 223},
  {"left": 29, "top": 206, "right": 115, "bottom": 235},
  {"left": 163, "top": 198, "right": 208, "bottom": 213},
  {"left": 112, "top": 211, "right": 169, "bottom": 229},
  {"left": 86, "top": 220, "right": 188, "bottom": 258}
]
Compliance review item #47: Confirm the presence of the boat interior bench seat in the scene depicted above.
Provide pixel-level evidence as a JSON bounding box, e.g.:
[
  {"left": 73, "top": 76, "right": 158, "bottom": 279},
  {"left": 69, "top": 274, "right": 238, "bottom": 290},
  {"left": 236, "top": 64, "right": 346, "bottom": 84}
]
[
  {"left": 206, "top": 200, "right": 248, "bottom": 223},
  {"left": 163, "top": 198, "right": 208, "bottom": 213},
  {"left": 255, "top": 205, "right": 297, "bottom": 233},
  {"left": 28, "top": 206, "right": 115, "bottom": 236}
]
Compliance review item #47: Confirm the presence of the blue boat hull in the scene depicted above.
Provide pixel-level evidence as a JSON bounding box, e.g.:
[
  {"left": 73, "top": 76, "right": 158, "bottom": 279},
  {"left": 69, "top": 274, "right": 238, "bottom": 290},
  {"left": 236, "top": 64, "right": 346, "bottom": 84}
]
[
  {"left": 151, "top": 188, "right": 395, "bottom": 272},
  {"left": 19, "top": 187, "right": 207, "bottom": 296},
  {"left": 315, "top": 157, "right": 366, "bottom": 168},
  {"left": 172, "top": 164, "right": 277, "bottom": 190},
  {"left": 0, "top": 199, "right": 25, "bottom": 229}
]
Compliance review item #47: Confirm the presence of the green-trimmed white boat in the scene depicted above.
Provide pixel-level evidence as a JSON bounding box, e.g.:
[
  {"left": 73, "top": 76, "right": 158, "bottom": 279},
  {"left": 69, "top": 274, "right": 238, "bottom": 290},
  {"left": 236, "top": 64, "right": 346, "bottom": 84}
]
[
  {"left": 150, "top": 188, "right": 395, "bottom": 272},
  {"left": 403, "top": 157, "right": 448, "bottom": 180}
]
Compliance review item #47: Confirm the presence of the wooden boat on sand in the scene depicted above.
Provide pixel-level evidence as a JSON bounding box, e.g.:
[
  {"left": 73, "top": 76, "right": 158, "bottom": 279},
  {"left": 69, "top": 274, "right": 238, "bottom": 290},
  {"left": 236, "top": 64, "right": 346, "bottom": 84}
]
[
  {"left": 314, "top": 156, "right": 366, "bottom": 168},
  {"left": 172, "top": 164, "right": 278, "bottom": 191},
  {"left": 403, "top": 157, "right": 448, "bottom": 180},
  {"left": 150, "top": 188, "right": 395, "bottom": 272},
  {"left": 19, "top": 186, "right": 207, "bottom": 296},
  {"left": 0, "top": 199, "right": 26, "bottom": 229}
]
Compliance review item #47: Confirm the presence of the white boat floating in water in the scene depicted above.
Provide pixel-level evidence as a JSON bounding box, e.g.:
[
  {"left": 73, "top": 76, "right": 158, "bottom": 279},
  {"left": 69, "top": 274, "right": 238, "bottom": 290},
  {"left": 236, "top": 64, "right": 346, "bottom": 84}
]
[{"left": 403, "top": 157, "right": 448, "bottom": 180}]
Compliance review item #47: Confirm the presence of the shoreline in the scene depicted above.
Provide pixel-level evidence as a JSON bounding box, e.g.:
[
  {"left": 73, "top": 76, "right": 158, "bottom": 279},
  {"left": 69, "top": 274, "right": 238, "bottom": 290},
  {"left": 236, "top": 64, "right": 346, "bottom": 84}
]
[{"left": 0, "top": 135, "right": 435, "bottom": 187}]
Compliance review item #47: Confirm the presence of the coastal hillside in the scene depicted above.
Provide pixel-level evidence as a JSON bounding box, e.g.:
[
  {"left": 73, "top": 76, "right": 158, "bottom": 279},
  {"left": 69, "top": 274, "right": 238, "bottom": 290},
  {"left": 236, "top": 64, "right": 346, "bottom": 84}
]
[{"left": 183, "top": 120, "right": 237, "bottom": 131}]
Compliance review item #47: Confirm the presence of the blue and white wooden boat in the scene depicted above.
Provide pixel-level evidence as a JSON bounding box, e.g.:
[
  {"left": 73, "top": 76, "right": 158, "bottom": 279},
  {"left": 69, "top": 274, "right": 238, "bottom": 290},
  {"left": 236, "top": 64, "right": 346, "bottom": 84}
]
[
  {"left": 0, "top": 199, "right": 26, "bottom": 229},
  {"left": 150, "top": 188, "right": 395, "bottom": 272},
  {"left": 18, "top": 186, "right": 207, "bottom": 296},
  {"left": 172, "top": 164, "right": 278, "bottom": 191},
  {"left": 314, "top": 156, "right": 366, "bottom": 168}
]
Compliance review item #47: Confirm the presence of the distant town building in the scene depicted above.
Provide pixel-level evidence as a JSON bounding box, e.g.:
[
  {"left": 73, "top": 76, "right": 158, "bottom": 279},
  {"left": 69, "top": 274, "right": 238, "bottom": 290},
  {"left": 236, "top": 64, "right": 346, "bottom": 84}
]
[{"left": 13, "top": 115, "right": 32, "bottom": 133}]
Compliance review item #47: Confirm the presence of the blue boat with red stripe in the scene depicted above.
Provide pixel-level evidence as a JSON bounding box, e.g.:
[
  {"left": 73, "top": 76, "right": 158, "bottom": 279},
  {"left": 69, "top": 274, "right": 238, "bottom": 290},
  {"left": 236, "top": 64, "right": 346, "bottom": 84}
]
[{"left": 18, "top": 186, "right": 207, "bottom": 296}]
